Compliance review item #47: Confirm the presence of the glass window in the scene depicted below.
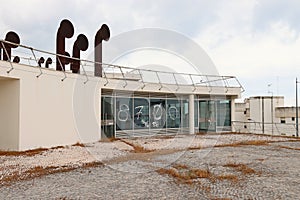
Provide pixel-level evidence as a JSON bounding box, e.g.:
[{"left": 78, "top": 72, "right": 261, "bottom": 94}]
[
  {"left": 217, "top": 100, "right": 231, "bottom": 127},
  {"left": 116, "top": 97, "right": 133, "bottom": 130},
  {"left": 101, "top": 96, "right": 115, "bottom": 137},
  {"left": 150, "top": 99, "right": 166, "bottom": 129},
  {"left": 101, "top": 96, "right": 114, "bottom": 121},
  {"left": 134, "top": 98, "right": 150, "bottom": 129},
  {"left": 166, "top": 99, "right": 181, "bottom": 128},
  {"left": 199, "top": 100, "right": 216, "bottom": 131},
  {"left": 194, "top": 100, "right": 199, "bottom": 128},
  {"left": 182, "top": 99, "right": 189, "bottom": 127}
]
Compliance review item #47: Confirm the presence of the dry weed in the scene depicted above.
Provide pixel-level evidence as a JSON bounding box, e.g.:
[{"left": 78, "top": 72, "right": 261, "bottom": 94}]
[
  {"left": 215, "top": 174, "right": 239, "bottom": 183},
  {"left": 215, "top": 140, "right": 269, "bottom": 148},
  {"left": 278, "top": 145, "right": 300, "bottom": 151},
  {"left": 120, "top": 139, "right": 153, "bottom": 153},
  {"left": 0, "top": 161, "right": 103, "bottom": 186},
  {"left": 72, "top": 142, "right": 85, "bottom": 147},
  {"left": 0, "top": 146, "right": 65, "bottom": 157},
  {"left": 223, "top": 163, "right": 256, "bottom": 175}
]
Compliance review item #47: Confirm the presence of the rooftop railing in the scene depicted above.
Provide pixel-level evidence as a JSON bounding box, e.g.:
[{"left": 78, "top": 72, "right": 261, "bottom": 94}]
[{"left": 0, "top": 39, "right": 244, "bottom": 92}]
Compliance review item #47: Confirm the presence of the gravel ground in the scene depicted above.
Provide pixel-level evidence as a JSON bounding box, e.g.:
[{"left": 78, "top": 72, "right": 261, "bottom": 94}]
[{"left": 0, "top": 133, "right": 300, "bottom": 199}]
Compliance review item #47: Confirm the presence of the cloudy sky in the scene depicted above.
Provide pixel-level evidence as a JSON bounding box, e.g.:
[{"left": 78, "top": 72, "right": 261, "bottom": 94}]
[{"left": 0, "top": 0, "right": 299, "bottom": 105}]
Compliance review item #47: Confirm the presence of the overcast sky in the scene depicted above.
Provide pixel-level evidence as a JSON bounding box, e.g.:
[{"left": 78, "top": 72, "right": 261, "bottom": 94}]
[{"left": 0, "top": 0, "right": 299, "bottom": 105}]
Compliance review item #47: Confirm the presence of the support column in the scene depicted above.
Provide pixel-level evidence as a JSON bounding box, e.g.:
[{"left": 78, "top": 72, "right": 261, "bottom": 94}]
[
  {"left": 231, "top": 98, "right": 235, "bottom": 132},
  {"left": 189, "top": 94, "right": 195, "bottom": 134}
]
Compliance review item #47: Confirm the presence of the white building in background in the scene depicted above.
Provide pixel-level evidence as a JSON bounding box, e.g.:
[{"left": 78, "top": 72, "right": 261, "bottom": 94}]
[
  {"left": 275, "top": 106, "right": 300, "bottom": 124},
  {"left": 234, "top": 96, "right": 299, "bottom": 136}
]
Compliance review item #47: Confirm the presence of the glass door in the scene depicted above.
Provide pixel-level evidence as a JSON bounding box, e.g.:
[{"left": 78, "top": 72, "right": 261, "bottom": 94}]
[
  {"left": 199, "top": 100, "right": 216, "bottom": 132},
  {"left": 101, "top": 96, "right": 115, "bottom": 138}
]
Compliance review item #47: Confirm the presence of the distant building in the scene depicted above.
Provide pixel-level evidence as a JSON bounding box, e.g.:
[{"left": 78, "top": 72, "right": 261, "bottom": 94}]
[
  {"left": 275, "top": 106, "right": 300, "bottom": 124},
  {"left": 234, "top": 96, "right": 299, "bottom": 136}
]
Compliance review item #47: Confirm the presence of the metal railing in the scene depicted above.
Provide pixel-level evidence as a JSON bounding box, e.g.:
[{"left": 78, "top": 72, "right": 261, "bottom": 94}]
[
  {"left": 0, "top": 39, "right": 244, "bottom": 91},
  {"left": 232, "top": 121, "right": 297, "bottom": 137}
]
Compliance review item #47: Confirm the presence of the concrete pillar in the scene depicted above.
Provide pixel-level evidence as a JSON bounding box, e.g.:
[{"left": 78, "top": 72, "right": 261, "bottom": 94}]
[
  {"left": 231, "top": 98, "right": 235, "bottom": 132},
  {"left": 189, "top": 94, "right": 195, "bottom": 134}
]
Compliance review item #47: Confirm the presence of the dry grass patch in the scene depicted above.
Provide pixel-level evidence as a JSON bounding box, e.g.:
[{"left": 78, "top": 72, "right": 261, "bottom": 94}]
[
  {"left": 156, "top": 167, "right": 210, "bottom": 182},
  {"left": 210, "top": 198, "right": 232, "bottom": 200},
  {"left": 278, "top": 145, "right": 300, "bottom": 151},
  {"left": 0, "top": 148, "right": 48, "bottom": 157},
  {"left": 0, "top": 146, "right": 65, "bottom": 157},
  {"left": 187, "top": 146, "right": 202, "bottom": 150},
  {"left": 157, "top": 164, "right": 240, "bottom": 186},
  {"left": 156, "top": 164, "right": 212, "bottom": 185},
  {"left": 215, "top": 140, "right": 269, "bottom": 148},
  {"left": 215, "top": 174, "right": 239, "bottom": 183},
  {"left": 223, "top": 163, "right": 256, "bottom": 175},
  {"left": 72, "top": 142, "right": 85, "bottom": 147},
  {"left": 120, "top": 139, "right": 153, "bottom": 153},
  {"left": 0, "top": 161, "right": 103, "bottom": 186},
  {"left": 172, "top": 163, "right": 189, "bottom": 170}
]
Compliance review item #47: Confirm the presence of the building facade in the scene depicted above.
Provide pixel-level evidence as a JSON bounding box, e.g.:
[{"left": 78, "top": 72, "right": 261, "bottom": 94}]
[
  {"left": 234, "top": 96, "right": 299, "bottom": 136},
  {"left": 0, "top": 27, "right": 242, "bottom": 151}
]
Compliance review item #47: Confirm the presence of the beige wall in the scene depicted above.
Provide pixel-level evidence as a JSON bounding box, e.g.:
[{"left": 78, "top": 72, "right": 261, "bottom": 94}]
[
  {"left": 0, "top": 78, "right": 20, "bottom": 150},
  {"left": 0, "top": 61, "right": 101, "bottom": 151}
]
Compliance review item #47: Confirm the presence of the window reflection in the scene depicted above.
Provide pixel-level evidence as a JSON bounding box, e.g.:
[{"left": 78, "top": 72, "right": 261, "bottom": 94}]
[
  {"left": 101, "top": 96, "right": 114, "bottom": 138},
  {"left": 217, "top": 100, "right": 231, "bottom": 126},
  {"left": 150, "top": 99, "right": 166, "bottom": 129},
  {"left": 134, "top": 98, "right": 150, "bottom": 129},
  {"left": 102, "top": 95, "right": 232, "bottom": 135},
  {"left": 116, "top": 97, "right": 133, "bottom": 131},
  {"left": 166, "top": 99, "right": 181, "bottom": 128},
  {"left": 182, "top": 100, "right": 189, "bottom": 127}
]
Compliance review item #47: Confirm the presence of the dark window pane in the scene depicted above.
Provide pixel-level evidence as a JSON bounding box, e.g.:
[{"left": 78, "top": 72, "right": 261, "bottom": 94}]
[
  {"left": 150, "top": 99, "right": 166, "bottom": 129},
  {"left": 217, "top": 100, "right": 231, "bottom": 127},
  {"left": 182, "top": 100, "right": 189, "bottom": 127},
  {"left": 116, "top": 97, "right": 133, "bottom": 130},
  {"left": 101, "top": 96, "right": 115, "bottom": 138},
  {"left": 166, "top": 99, "right": 181, "bottom": 128},
  {"left": 199, "top": 100, "right": 216, "bottom": 131},
  {"left": 134, "top": 98, "right": 150, "bottom": 129},
  {"left": 194, "top": 100, "right": 199, "bottom": 127}
]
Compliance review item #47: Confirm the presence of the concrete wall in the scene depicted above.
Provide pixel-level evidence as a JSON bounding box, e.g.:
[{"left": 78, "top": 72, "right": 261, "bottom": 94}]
[
  {"left": 0, "top": 61, "right": 101, "bottom": 151},
  {"left": 246, "top": 97, "right": 284, "bottom": 123},
  {"left": 235, "top": 102, "right": 246, "bottom": 122},
  {"left": 0, "top": 78, "right": 20, "bottom": 150},
  {"left": 275, "top": 107, "right": 300, "bottom": 123}
]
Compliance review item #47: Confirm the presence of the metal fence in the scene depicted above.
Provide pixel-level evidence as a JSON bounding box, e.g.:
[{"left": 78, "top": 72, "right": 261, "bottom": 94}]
[
  {"left": 232, "top": 121, "right": 297, "bottom": 137},
  {"left": 0, "top": 39, "right": 244, "bottom": 91}
]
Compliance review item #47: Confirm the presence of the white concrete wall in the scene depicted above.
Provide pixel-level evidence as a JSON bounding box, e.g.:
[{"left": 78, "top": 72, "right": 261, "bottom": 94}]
[
  {"left": 0, "top": 78, "right": 20, "bottom": 150},
  {"left": 249, "top": 98, "right": 262, "bottom": 123},
  {"left": 234, "top": 103, "right": 246, "bottom": 122},
  {"left": 234, "top": 96, "right": 295, "bottom": 136},
  {"left": 247, "top": 97, "right": 284, "bottom": 124},
  {"left": 0, "top": 61, "right": 101, "bottom": 150}
]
